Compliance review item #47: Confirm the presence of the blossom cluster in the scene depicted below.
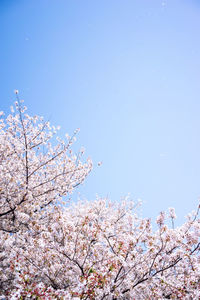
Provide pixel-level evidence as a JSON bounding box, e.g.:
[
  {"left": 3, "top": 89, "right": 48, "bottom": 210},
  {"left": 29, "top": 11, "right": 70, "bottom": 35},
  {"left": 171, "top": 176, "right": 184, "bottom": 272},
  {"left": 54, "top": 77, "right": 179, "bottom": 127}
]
[{"left": 0, "top": 102, "right": 199, "bottom": 299}]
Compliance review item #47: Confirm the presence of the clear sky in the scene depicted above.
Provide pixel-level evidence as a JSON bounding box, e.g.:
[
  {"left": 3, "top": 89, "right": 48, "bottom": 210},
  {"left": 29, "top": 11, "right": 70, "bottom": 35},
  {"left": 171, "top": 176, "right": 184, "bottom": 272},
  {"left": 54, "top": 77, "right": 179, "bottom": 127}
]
[{"left": 1, "top": 0, "right": 200, "bottom": 225}]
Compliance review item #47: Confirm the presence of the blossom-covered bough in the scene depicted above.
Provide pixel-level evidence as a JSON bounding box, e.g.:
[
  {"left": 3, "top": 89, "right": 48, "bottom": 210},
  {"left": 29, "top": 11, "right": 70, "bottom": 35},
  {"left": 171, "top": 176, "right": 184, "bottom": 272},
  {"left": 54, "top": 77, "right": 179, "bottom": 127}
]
[
  {"left": 0, "top": 101, "right": 199, "bottom": 299},
  {"left": 0, "top": 100, "right": 92, "bottom": 296}
]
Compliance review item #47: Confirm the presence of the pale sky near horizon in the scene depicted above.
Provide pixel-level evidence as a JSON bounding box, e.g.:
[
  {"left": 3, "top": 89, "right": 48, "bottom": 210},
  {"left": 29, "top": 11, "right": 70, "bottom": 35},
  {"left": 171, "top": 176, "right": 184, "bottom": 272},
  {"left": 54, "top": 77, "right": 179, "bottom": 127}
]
[{"left": 1, "top": 0, "right": 200, "bottom": 225}]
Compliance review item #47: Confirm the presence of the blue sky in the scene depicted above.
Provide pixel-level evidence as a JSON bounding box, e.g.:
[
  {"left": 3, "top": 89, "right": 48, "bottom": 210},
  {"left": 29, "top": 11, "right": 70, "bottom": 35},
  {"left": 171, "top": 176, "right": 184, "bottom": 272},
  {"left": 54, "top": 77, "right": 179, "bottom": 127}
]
[{"left": 1, "top": 0, "right": 200, "bottom": 224}]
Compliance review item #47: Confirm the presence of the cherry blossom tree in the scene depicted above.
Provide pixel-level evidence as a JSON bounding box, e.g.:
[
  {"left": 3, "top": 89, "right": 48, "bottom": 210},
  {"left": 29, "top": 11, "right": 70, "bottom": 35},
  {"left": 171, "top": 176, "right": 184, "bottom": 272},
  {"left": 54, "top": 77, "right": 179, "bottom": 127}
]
[
  {"left": 0, "top": 100, "right": 200, "bottom": 299},
  {"left": 0, "top": 99, "right": 92, "bottom": 296}
]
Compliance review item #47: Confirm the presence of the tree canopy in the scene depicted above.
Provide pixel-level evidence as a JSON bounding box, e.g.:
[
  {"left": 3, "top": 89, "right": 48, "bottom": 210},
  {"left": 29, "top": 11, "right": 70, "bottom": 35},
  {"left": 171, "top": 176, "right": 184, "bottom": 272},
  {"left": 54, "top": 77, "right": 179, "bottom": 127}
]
[{"left": 0, "top": 101, "right": 199, "bottom": 299}]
